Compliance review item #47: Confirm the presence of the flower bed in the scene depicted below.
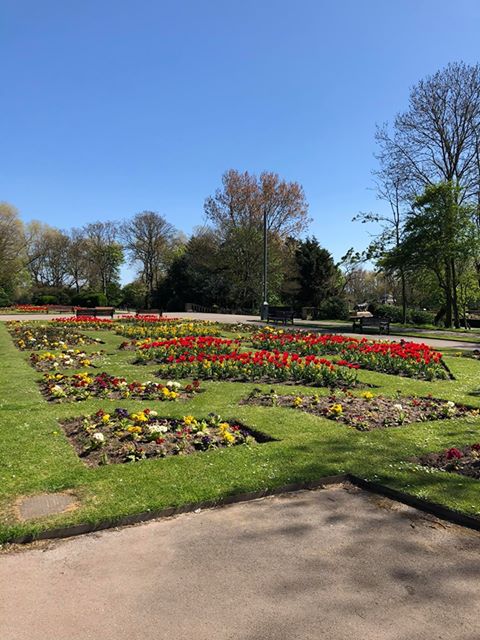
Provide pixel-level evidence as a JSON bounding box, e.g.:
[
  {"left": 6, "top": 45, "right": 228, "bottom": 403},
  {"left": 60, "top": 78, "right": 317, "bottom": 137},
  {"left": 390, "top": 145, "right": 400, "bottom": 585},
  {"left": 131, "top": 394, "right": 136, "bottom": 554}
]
[
  {"left": 12, "top": 305, "right": 50, "bottom": 313},
  {"left": 115, "top": 320, "right": 221, "bottom": 341},
  {"left": 252, "top": 329, "right": 359, "bottom": 354},
  {"left": 134, "top": 336, "right": 241, "bottom": 363},
  {"left": 242, "top": 388, "right": 476, "bottom": 431},
  {"left": 61, "top": 410, "right": 264, "bottom": 466},
  {"left": 251, "top": 329, "right": 447, "bottom": 380},
  {"left": 40, "top": 371, "right": 201, "bottom": 402},
  {"left": 117, "top": 315, "right": 180, "bottom": 323},
  {"left": 7, "top": 322, "right": 102, "bottom": 350},
  {"left": 29, "top": 349, "right": 104, "bottom": 371},
  {"left": 52, "top": 317, "right": 114, "bottom": 330},
  {"left": 157, "top": 350, "right": 359, "bottom": 387},
  {"left": 415, "top": 444, "right": 480, "bottom": 480}
]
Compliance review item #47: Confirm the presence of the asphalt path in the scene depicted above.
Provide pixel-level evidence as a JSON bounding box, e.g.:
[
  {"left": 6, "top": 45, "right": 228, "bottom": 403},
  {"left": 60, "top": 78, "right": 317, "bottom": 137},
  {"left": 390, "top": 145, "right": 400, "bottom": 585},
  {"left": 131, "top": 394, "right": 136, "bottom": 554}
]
[{"left": 1, "top": 485, "right": 479, "bottom": 640}]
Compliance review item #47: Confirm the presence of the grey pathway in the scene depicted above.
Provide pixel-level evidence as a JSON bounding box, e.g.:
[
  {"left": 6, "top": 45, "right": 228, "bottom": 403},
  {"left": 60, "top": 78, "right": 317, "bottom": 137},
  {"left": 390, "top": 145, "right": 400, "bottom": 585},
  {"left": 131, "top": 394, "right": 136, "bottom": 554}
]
[{"left": 1, "top": 485, "right": 479, "bottom": 640}]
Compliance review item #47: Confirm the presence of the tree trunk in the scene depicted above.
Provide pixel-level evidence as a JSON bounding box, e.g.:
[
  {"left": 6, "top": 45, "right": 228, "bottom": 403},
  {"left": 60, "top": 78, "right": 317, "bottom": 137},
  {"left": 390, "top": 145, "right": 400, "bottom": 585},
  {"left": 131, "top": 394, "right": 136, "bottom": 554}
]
[
  {"left": 400, "top": 267, "right": 407, "bottom": 323},
  {"left": 444, "top": 260, "right": 453, "bottom": 328},
  {"left": 451, "top": 259, "right": 460, "bottom": 328}
]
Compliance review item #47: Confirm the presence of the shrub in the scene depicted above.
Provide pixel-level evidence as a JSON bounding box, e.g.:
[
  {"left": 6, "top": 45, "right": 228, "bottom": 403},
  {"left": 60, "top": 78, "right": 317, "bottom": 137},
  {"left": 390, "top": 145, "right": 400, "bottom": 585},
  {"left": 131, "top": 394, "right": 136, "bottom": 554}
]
[
  {"left": 71, "top": 292, "right": 108, "bottom": 307},
  {"left": 316, "top": 296, "right": 349, "bottom": 320},
  {"left": 374, "top": 304, "right": 435, "bottom": 325},
  {"left": 0, "top": 287, "right": 12, "bottom": 307},
  {"left": 375, "top": 304, "right": 404, "bottom": 322},
  {"left": 409, "top": 309, "right": 435, "bottom": 325},
  {"left": 38, "top": 295, "right": 57, "bottom": 305}
]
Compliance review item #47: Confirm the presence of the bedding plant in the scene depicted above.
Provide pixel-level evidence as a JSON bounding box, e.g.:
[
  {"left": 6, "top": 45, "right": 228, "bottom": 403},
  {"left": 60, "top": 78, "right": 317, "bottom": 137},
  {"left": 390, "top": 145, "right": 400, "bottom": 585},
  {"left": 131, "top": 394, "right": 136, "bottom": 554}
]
[
  {"left": 1, "top": 318, "right": 480, "bottom": 544},
  {"left": 251, "top": 328, "right": 448, "bottom": 380}
]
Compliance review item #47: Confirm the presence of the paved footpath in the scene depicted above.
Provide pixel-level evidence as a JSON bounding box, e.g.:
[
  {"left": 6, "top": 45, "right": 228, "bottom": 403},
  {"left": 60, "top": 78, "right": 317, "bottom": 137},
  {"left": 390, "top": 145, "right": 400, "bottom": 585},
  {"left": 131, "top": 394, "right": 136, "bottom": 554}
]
[
  {"left": 1, "top": 311, "right": 479, "bottom": 351},
  {"left": 1, "top": 485, "right": 479, "bottom": 640}
]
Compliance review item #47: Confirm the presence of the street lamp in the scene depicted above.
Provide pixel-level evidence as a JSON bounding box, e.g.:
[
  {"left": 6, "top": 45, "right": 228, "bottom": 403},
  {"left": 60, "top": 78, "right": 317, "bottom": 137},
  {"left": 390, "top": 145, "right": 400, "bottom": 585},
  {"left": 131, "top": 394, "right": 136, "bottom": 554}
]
[{"left": 261, "top": 209, "right": 269, "bottom": 320}]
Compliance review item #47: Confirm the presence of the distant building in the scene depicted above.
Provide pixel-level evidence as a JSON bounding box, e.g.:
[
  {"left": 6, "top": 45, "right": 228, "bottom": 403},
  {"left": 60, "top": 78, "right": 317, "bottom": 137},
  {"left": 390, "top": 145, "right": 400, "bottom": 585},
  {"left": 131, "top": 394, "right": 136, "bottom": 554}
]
[{"left": 380, "top": 294, "right": 395, "bottom": 305}]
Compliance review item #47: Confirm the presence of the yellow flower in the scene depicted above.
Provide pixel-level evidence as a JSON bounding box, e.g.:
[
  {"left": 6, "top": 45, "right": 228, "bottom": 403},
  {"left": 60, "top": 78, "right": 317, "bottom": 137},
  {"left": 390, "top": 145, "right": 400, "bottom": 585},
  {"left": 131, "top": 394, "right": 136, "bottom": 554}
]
[
  {"left": 293, "top": 396, "right": 303, "bottom": 407},
  {"left": 127, "top": 425, "right": 142, "bottom": 434},
  {"left": 183, "top": 415, "right": 198, "bottom": 427},
  {"left": 223, "top": 431, "right": 235, "bottom": 444},
  {"left": 329, "top": 403, "right": 343, "bottom": 415},
  {"left": 101, "top": 414, "right": 111, "bottom": 424},
  {"left": 361, "top": 391, "right": 374, "bottom": 400}
]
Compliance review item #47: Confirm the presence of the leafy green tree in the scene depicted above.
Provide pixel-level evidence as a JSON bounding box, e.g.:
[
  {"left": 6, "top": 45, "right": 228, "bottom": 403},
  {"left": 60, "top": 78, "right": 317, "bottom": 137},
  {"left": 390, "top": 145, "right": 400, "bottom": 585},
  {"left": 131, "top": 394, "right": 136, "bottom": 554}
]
[
  {"left": 159, "top": 228, "right": 231, "bottom": 310},
  {"left": 382, "top": 183, "right": 478, "bottom": 327},
  {"left": 293, "top": 237, "right": 340, "bottom": 308}
]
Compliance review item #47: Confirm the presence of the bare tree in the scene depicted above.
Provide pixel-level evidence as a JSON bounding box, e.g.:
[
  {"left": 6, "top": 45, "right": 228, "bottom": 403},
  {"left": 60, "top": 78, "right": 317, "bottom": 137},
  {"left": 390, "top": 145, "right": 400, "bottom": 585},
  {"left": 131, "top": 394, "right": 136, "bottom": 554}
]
[
  {"left": 25, "top": 223, "right": 71, "bottom": 288},
  {"left": 354, "top": 159, "right": 411, "bottom": 322},
  {"left": 0, "top": 202, "right": 26, "bottom": 299},
  {"left": 82, "top": 221, "right": 123, "bottom": 296},
  {"left": 121, "top": 211, "right": 178, "bottom": 307},
  {"left": 205, "top": 169, "right": 310, "bottom": 238},
  {"left": 376, "top": 61, "right": 480, "bottom": 201},
  {"left": 204, "top": 170, "right": 310, "bottom": 308},
  {"left": 66, "top": 229, "right": 90, "bottom": 293}
]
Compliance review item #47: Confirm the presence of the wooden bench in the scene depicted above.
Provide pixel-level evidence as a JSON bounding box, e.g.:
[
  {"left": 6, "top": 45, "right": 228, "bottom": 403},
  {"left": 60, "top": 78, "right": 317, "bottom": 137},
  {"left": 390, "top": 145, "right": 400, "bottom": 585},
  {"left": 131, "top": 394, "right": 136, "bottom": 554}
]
[
  {"left": 136, "top": 308, "right": 163, "bottom": 317},
  {"left": 47, "top": 305, "right": 73, "bottom": 314},
  {"left": 266, "top": 306, "right": 295, "bottom": 325},
  {"left": 75, "top": 307, "right": 115, "bottom": 318},
  {"left": 352, "top": 316, "right": 390, "bottom": 334}
]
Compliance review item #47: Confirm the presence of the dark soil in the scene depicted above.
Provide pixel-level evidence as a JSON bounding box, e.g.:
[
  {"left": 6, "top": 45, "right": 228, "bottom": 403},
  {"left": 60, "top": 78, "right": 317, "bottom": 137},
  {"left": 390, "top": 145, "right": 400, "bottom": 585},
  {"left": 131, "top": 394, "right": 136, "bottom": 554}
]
[
  {"left": 61, "top": 412, "right": 270, "bottom": 467},
  {"left": 415, "top": 445, "right": 480, "bottom": 480},
  {"left": 241, "top": 389, "right": 477, "bottom": 431}
]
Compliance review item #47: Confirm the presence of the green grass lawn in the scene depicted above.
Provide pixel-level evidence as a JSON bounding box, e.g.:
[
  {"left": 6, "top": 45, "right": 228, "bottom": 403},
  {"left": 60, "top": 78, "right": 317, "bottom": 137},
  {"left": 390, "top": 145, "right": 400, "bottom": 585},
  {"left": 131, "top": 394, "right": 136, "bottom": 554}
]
[{"left": 1, "top": 321, "right": 480, "bottom": 544}]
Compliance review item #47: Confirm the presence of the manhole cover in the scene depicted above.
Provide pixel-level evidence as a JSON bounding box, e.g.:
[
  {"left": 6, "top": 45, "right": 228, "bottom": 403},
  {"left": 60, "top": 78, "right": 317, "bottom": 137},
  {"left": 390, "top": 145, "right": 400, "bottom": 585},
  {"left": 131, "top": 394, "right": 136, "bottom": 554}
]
[{"left": 17, "top": 493, "right": 77, "bottom": 520}]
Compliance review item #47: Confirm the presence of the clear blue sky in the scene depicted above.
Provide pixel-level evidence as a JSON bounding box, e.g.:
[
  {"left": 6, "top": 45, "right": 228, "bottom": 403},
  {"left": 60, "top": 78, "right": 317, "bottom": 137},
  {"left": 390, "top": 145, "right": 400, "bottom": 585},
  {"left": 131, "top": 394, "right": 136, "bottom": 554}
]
[{"left": 2, "top": 0, "right": 480, "bottom": 282}]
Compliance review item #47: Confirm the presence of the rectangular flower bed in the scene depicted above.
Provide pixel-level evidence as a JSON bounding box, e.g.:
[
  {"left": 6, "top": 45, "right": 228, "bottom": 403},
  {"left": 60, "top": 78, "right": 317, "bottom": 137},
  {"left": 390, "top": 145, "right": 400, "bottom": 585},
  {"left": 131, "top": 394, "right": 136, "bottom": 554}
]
[
  {"left": 7, "top": 322, "right": 102, "bottom": 350},
  {"left": 61, "top": 409, "right": 270, "bottom": 466},
  {"left": 52, "top": 317, "right": 115, "bottom": 330},
  {"left": 30, "top": 349, "right": 105, "bottom": 371},
  {"left": 242, "top": 388, "right": 477, "bottom": 431},
  {"left": 40, "top": 372, "right": 201, "bottom": 402},
  {"left": 134, "top": 335, "right": 241, "bottom": 363},
  {"left": 251, "top": 329, "right": 448, "bottom": 380},
  {"left": 115, "top": 320, "right": 221, "bottom": 341},
  {"left": 156, "top": 351, "right": 359, "bottom": 387}
]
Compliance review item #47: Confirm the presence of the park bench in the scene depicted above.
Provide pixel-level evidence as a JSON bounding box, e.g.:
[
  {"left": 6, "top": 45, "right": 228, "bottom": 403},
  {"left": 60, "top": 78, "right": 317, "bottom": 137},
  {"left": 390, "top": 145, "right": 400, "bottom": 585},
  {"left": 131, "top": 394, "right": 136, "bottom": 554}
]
[
  {"left": 75, "top": 307, "right": 115, "bottom": 318},
  {"left": 47, "top": 305, "right": 73, "bottom": 314},
  {"left": 136, "top": 308, "right": 163, "bottom": 317},
  {"left": 352, "top": 315, "right": 390, "bottom": 334},
  {"left": 266, "top": 306, "right": 295, "bottom": 325}
]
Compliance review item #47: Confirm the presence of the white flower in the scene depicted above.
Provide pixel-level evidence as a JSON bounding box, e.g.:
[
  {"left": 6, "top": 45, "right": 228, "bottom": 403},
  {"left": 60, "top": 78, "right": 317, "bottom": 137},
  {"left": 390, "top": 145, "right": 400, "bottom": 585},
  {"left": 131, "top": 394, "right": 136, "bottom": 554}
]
[
  {"left": 446, "top": 401, "right": 455, "bottom": 407},
  {"left": 393, "top": 404, "right": 403, "bottom": 411},
  {"left": 149, "top": 410, "right": 158, "bottom": 417},
  {"left": 148, "top": 424, "right": 168, "bottom": 434},
  {"left": 92, "top": 432, "right": 105, "bottom": 443}
]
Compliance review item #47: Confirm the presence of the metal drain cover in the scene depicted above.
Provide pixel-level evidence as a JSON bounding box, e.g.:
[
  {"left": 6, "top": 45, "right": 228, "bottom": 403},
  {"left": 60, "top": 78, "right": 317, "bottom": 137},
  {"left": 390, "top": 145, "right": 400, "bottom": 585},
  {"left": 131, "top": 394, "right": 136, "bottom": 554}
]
[{"left": 17, "top": 493, "right": 77, "bottom": 520}]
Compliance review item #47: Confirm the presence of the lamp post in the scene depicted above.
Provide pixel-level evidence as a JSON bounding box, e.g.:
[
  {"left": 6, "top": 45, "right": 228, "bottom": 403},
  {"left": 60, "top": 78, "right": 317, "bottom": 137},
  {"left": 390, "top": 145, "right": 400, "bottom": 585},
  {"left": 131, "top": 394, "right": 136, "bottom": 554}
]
[{"left": 261, "top": 209, "right": 269, "bottom": 320}]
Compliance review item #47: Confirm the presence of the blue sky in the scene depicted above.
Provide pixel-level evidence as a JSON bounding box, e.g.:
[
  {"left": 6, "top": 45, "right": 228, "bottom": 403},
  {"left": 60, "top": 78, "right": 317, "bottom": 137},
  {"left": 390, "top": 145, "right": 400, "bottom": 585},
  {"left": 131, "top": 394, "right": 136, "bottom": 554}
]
[{"left": 2, "top": 0, "right": 480, "bottom": 282}]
